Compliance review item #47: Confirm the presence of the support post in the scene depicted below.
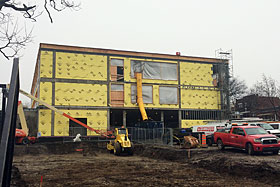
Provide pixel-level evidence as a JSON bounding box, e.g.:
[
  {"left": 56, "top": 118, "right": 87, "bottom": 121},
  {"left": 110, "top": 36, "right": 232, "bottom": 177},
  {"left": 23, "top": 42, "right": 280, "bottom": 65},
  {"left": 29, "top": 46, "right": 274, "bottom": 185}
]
[
  {"left": 0, "top": 58, "right": 20, "bottom": 187},
  {"left": 178, "top": 110, "right": 182, "bottom": 128},
  {"left": 123, "top": 110, "right": 126, "bottom": 127}
]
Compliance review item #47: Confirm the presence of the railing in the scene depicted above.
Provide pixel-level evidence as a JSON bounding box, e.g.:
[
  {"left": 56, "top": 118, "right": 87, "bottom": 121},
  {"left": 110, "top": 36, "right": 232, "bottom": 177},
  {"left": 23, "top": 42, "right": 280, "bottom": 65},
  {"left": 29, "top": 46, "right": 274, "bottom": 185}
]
[
  {"left": 127, "top": 127, "right": 173, "bottom": 146},
  {"left": 58, "top": 127, "right": 174, "bottom": 146}
]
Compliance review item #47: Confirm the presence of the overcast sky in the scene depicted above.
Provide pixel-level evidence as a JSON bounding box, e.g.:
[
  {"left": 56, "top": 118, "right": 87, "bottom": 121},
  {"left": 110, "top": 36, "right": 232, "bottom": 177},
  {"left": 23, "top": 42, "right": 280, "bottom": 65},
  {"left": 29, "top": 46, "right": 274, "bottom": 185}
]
[{"left": 0, "top": 0, "right": 280, "bottom": 105}]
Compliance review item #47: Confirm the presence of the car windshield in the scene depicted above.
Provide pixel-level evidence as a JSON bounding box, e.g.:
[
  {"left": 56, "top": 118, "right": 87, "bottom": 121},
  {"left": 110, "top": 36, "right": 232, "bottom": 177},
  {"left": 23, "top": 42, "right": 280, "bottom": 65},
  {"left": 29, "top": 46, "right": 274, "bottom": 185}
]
[
  {"left": 245, "top": 128, "right": 268, "bottom": 135},
  {"left": 118, "top": 129, "right": 127, "bottom": 134},
  {"left": 258, "top": 124, "right": 274, "bottom": 130}
]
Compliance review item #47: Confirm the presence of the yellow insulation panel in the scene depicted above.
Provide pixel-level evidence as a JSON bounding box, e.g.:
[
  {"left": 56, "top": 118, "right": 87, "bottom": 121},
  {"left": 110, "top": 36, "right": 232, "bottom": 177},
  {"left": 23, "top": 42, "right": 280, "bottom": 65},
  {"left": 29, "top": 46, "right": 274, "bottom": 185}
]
[
  {"left": 181, "top": 89, "right": 220, "bottom": 110},
  {"left": 54, "top": 110, "right": 107, "bottom": 136},
  {"left": 38, "top": 109, "right": 52, "bottom": 136},
  {"left": 56, "top": 52, "right": 107, "bottom": 80},
  {"left": 40, "top": 51, "right": 53, "bottom": 78},
  {"left": 55, "top": 82, "right": 107, "bottom": 106},
  {"left": 39, "top": 82, "right": 52, "bottom": 105},
  {"left": 181, "top": 120, "right": 208, "bottom": 128},
  {"left": 121, "top": 57, "right": 178, "bottom": 85},
  {"left": 124, "top": 84, "right": 179, "bottom": 108},
  {"left": 180, "top": 62, "right": 213, "bottom": 86}
]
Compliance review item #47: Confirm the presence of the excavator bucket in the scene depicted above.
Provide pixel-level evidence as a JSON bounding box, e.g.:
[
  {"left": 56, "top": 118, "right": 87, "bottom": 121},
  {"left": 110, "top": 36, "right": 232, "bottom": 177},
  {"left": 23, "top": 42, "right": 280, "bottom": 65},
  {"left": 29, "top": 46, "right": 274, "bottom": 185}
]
[{"left": 182, "top": 136, "right": 199, "bottom": 149}]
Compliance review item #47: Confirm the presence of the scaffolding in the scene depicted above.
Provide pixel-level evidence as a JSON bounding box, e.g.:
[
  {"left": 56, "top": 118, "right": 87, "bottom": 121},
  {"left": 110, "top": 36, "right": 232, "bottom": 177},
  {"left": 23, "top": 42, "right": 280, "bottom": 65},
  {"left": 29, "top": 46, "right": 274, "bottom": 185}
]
[{"left": 215, "top": 49, "right": 233, "bottom": 77}]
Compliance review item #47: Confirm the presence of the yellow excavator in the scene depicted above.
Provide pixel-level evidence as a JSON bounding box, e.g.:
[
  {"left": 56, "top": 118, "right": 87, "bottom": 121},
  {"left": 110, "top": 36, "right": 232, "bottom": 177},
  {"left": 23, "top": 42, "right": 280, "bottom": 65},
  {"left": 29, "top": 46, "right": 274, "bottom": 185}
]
[{"left": 107, "top": 127, "right": 134, "bottom": 156}]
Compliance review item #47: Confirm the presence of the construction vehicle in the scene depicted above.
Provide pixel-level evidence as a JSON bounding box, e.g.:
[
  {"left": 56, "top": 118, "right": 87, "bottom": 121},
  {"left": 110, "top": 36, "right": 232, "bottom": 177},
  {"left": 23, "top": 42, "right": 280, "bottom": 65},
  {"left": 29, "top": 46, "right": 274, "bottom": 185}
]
[
  {"left": 107, "top": 127, "right": 134, "bottom": 156},
  {"left": 16, "top": 101, "right": 36, "bottom": 144}
]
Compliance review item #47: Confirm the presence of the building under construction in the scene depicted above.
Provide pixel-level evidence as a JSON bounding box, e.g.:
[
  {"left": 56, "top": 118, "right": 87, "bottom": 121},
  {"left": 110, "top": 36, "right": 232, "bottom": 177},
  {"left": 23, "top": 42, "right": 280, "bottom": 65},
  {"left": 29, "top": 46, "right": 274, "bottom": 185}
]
[{"left": 30, "top": 43, "right": 230, "bottom": 137}]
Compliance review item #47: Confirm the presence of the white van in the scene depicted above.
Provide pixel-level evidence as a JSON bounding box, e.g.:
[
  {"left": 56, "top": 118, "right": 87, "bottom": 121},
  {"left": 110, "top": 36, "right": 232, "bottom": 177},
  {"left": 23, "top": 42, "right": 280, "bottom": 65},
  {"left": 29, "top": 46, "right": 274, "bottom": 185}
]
[
  {"left": 269, "top": 123, "right": 280, "bottom": 130},
  {"left": 192, "top": 124, "right": 226, "bottom": 136},
  {"left": 248, "top": 122, "right": 280, "bottom": 138},
  {"left": 192, "top": 123, "right": 226, "bottom": 146}
]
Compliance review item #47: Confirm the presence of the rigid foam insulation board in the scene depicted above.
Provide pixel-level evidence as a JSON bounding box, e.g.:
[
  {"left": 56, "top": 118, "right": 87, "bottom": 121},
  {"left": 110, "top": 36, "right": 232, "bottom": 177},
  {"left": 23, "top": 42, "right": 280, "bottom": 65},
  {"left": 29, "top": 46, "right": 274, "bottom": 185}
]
[
  {"left": 181, "top": 120, "right": 209, "bottom": 128},
  {"left": 181, "top": 89, "right": 220, "bottom": 110},
  {"left": 39, "top": 82, "right": 52, "bottom": 105},
  {"left": 55, "top": 82, "right": 107, "bottom": 106},
  {"left": 40, "top": 51, "right": 53, "bottom": 78},
  {"left": 180, "top": 62, "right": 214, "bottom": 86},
  {"left": 54, "top": 110, "right": 107, "bottom": 136},
  {"left": 56, "top": 52, "right": 107, "bottom": 80},
  {"left": 38, "top": 109, "right": 52, "bottom": 136}
]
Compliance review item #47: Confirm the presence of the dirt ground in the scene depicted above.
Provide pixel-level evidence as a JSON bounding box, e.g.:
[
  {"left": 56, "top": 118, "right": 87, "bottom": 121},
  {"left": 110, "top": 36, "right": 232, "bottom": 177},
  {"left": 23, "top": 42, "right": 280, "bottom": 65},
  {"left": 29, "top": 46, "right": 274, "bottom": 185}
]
[{"left": 11, "top": 143, "right": 280, "bottom": 187}]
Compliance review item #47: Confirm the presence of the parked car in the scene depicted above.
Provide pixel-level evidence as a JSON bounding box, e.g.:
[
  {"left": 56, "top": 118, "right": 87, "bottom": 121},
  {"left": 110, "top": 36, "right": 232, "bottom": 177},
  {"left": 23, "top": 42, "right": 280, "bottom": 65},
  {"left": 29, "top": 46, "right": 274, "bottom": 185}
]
[
  {"left": 249, "top": 123, "right": 280, "bottom": 138},
  {"left": 214, "top": 126, "right": 280, "bottom": 155},
  {"left": 269, "top": 123, "right": 280, "bottom": 130}
]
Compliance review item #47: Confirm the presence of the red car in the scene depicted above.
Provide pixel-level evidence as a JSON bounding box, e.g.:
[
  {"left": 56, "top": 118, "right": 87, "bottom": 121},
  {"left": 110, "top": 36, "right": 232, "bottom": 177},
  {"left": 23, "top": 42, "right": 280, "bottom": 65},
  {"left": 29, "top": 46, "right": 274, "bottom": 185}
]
[{"left": 214, "top": 126, "right": 280, "bottom": 155}]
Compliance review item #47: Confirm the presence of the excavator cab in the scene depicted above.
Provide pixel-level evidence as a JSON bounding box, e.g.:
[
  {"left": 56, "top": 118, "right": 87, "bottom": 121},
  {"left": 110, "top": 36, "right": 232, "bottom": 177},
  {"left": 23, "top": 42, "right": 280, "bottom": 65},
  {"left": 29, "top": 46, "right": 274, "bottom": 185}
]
[{"left": 107, "top": 127, "right": 134, "bottom": 156}]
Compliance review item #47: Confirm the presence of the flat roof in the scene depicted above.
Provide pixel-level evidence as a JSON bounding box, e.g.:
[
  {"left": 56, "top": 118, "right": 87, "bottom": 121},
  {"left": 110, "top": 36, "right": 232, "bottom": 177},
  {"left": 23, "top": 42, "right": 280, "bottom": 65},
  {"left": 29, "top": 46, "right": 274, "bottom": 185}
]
[{"left": 40, "top": 43, "right": 227, "bottom": 64}]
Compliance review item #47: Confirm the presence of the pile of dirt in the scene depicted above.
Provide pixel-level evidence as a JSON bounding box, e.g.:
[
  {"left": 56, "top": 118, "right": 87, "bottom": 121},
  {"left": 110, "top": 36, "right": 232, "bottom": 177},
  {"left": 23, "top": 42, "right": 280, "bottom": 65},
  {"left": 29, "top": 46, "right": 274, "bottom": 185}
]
[
  {"left": 12, "top": 153, "right": 268, "bottom": 187},
  {"left": 10, "top": 166, "right": 26, "bottom": 187},
  {"left": 188, "top": 150, "right": 280, "bottom": 185},
  {"left": 13, "top": 142, "right": 107, "bottom": 156},
  {"left": 11, "top": 142, "right": 280, "bottom": 186},
  {"left": 136, "top": 144, "right": 280, "bottom": 185},
  {"left": 139, "top": 145, "right": 188, "bottom": 161}
]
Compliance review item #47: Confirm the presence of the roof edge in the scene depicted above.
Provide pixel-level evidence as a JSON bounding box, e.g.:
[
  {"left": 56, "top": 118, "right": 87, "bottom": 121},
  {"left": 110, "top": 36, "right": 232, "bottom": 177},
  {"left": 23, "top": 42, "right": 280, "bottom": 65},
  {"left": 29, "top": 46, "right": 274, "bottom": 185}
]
[{"left": 39, "top": 43, "right": 227, "bottom": 63}]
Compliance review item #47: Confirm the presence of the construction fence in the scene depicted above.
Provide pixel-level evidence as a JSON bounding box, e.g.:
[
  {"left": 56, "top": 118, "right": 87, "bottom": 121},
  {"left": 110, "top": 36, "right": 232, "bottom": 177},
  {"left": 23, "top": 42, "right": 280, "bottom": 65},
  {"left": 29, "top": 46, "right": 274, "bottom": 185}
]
[
  {"left": 60, "top": 127, "right": 174, "bottom": 146},
  {"left": 127, "top": 127, "right": 174, "bottom": 146}
]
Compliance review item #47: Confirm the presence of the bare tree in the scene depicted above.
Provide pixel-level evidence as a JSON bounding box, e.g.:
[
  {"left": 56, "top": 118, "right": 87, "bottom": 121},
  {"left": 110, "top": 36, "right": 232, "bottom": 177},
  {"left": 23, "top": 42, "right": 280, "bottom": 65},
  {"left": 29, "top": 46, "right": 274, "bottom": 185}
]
[
  {"left": 229, "top": 76, "right": 248, "bottom": 105},
  {"left": 250, "top": 74, "right": 280, "bottom": 119},
  {"left": 0, "top": 0, "right": 80, "bottom": 60}
]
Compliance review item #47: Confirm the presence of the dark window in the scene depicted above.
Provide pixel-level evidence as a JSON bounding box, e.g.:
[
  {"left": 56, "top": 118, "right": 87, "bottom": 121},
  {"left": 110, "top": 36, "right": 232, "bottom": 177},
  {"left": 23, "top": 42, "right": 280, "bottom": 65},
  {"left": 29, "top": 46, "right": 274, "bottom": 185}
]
[
  {"left": 232, "top": 128, "right": 239, "bottom": 135},
  {"left": 212, "top": 64, "right": 218, "bottom": 74},
  {"left": 117, "top": 67, "right": 124, "bottom": 82},
  {"left": 271, "top": 124, "right": 279, "bottom": 129},
  {"left": 237, "top": 128, "right": 245, "bottom": 136},
  {"left": 69, "top": 118, "right": 87, "bottom": 136}
]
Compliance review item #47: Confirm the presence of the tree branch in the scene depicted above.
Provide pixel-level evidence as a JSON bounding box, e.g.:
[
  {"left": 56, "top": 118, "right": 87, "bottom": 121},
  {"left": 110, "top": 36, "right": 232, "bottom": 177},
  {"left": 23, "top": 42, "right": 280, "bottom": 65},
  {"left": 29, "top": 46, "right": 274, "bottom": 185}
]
[{"left": 0, "top": 0, "right": 80, "bottom": 60}]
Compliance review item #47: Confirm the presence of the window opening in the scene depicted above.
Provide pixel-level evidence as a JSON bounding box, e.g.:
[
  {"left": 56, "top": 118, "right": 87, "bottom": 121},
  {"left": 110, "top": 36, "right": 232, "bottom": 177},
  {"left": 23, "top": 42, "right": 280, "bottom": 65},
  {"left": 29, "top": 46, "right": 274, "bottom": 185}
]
[
  {"left": 111, "top": 58, "right": 124, "bottom": 82},
  {"left": 69, "top": 118, "right": 87, "bottom": 136}
]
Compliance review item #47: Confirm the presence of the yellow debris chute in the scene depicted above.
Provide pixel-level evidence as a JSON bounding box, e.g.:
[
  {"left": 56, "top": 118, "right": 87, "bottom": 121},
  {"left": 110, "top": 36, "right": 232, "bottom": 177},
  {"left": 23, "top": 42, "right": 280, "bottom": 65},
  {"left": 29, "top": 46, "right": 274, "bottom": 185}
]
[{"left": 135, "top": 72, "right": 148, "bottom": 121}]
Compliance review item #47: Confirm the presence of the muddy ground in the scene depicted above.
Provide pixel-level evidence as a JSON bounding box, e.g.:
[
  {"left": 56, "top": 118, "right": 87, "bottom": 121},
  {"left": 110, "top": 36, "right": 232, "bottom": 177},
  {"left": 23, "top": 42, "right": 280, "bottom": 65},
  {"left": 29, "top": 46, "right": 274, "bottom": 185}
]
[{"left": 11, "top": 143, "right": 280, "bottom": 187}]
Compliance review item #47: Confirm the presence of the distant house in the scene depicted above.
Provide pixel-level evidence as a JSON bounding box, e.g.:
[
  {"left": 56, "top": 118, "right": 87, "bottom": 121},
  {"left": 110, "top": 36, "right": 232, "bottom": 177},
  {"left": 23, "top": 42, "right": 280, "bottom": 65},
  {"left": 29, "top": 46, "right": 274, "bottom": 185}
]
[{"left": 235, "top": 94, "right": 280, "bottom": 120}]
